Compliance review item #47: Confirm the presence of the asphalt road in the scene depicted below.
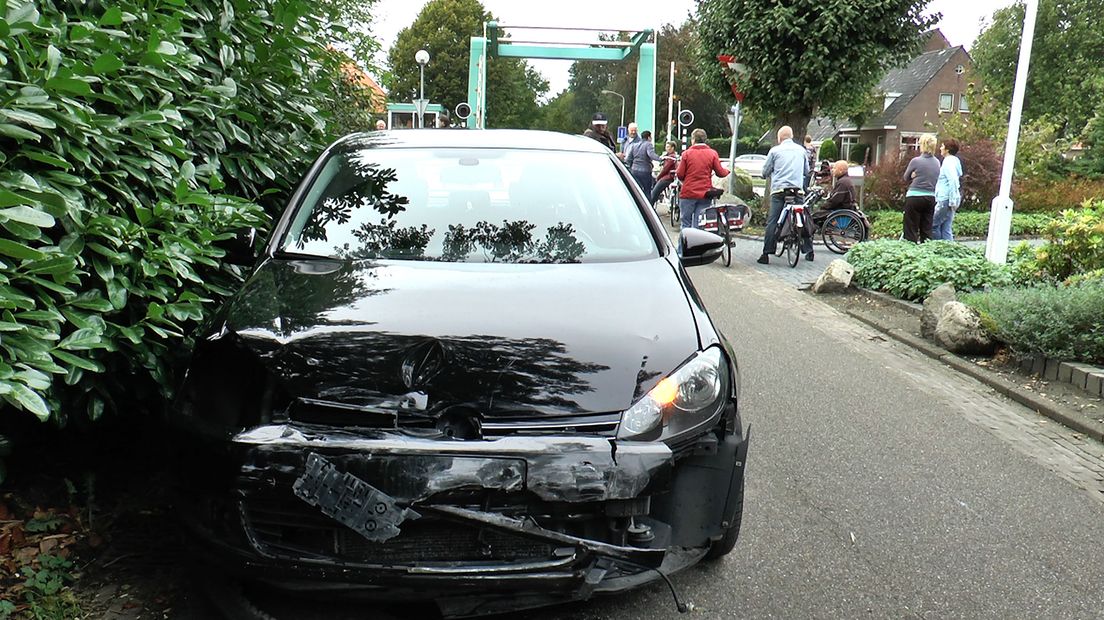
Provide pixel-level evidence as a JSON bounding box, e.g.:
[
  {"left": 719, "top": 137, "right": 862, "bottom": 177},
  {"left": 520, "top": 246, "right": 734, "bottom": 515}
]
[{"left": 524, "top": 257, "right": 1104, "bottom": 620}]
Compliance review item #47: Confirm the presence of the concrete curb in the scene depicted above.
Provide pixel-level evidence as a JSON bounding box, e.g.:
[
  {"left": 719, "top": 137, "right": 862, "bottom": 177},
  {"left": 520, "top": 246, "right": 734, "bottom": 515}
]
[{"left": 844, "top": 309, "right": 1104, "bottom": 443}]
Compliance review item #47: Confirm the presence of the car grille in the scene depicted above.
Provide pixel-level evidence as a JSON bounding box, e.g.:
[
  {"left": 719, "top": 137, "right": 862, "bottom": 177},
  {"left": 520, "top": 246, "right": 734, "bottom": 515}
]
[
  {"left": 242, "top": 497, "right": 556, "bottom": 564},
  {"left": 283, "top": 398, "right": 620, "bottom": 438}
]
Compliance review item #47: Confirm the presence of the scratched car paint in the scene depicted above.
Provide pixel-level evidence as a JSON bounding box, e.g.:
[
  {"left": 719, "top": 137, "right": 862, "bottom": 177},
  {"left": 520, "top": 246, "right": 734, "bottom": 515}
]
[{"left": 172, "top": 130, "right": 747, "bottom": 618}]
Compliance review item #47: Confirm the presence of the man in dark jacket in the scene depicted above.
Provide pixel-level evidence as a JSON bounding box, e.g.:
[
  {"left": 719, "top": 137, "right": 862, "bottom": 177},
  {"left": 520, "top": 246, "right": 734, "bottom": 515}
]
[
  {"left": 811, "top": 160, "right": 856, "bottom": 229},
  {"left": 583, "top": 113, "right": 617, "bottom": 152},
  {"left": 822, "top": 160, "right": 855, "bottom": 210},
  {"left": 626, "top": 130, "right": 661, "bottom": 196}
]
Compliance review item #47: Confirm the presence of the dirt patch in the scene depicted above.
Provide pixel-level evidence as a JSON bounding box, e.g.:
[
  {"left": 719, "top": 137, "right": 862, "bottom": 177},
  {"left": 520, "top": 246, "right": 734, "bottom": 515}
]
[{"left": 814, "top": 289, "right": 1104, "bottom": 428}]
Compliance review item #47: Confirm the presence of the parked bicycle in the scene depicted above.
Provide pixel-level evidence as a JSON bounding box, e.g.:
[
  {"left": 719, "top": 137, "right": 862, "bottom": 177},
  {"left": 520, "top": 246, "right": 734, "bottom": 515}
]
[
  {"left": 665, "top": 176, "right": 681, "bottom": 227},
  {"left": 773, "top": 190, "right": 810, "bottom": 268},
  {"left": 696, "top": 191, "right": 750, "bottom": 268}
]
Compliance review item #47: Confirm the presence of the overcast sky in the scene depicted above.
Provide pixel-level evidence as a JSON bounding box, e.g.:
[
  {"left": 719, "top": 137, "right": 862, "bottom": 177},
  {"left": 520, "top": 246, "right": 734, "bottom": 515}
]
[{"left": 370, "top": 0, "right": 1017, "bottom": 96}]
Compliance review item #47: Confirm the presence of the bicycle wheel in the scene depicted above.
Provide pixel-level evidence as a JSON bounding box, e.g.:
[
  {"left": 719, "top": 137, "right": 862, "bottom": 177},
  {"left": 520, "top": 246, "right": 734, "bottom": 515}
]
[
  {"left": 821, "top": 210, "right": 867, "bottom": 254},
  {"left": 786, "top": 228, "right": 800, "bottom": 268},
  {"left": 669, "top": 194, "right": 678, "bottom": 227},
  {"left": 774, "top": 213, "right": 787, "bottom": 257},
  {"left": 721, "top": 220, "right": 732, "bottom": 267}
]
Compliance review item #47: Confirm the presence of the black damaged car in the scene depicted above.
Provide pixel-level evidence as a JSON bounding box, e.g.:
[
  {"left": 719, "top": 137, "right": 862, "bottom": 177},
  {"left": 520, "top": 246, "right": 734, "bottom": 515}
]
[{"left": 173, "top": 130, "right": 747, "bottom": 618}]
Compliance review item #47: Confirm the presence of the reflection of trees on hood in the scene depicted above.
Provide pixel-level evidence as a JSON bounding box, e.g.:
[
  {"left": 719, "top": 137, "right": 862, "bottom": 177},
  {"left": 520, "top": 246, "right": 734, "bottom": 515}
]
[
  {"left": 229, "top": 261, "right": 387, "bottom": 335},
  {"left": 265, "top": 331, "right": 609, "bottom": 415}
]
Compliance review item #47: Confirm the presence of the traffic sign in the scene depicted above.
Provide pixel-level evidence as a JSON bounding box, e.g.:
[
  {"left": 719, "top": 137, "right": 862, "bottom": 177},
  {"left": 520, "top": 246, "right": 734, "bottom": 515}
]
[{"left": 617, "top": 125, "right": 628, "bottom": 142}]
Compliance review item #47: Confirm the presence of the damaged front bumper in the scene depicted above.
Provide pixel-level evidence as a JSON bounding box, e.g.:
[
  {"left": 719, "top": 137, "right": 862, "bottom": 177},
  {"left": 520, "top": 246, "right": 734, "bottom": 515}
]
[{"left": 180, "top": 419, "right": 747, "bottom": 617}]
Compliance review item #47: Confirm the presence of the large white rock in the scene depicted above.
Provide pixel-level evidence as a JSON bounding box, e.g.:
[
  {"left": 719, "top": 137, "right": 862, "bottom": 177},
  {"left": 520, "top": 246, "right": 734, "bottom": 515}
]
[
  {"left": 812, "top": 259, "right": 854, "bottom": 294},
  {"left": 921, "top": 283, "right": 957, "bottom": 339},
  {"left": 934, "top": 301, "right": 995, "bottom": 354}
]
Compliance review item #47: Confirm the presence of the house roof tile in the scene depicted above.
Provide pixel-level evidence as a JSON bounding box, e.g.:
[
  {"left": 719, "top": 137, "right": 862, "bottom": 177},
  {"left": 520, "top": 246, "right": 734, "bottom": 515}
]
[{"left": 866, "top": 47, "right": 960, "bottom": 127}]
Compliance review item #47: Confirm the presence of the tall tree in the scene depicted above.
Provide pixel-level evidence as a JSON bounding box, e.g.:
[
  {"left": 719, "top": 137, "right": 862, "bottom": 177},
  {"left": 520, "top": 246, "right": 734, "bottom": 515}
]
[
  {"left": 317, "top": 0, "right": 383, "bottom": 69},
  {"left": 655, "top": 20, "right": 733, "bottom": 140},
  {"left": 971, "top": 0, "right": 1104, "bottom": 139},
  {"left": 693, "top": 0, "right": 938, "bottom": 139},
  {"left": 385, "top": 0, "right": 547, "bottom": 128}
]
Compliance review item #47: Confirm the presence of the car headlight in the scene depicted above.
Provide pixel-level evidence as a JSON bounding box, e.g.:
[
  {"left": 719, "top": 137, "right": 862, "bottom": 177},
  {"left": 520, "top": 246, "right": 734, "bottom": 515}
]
[{"left": 617, "top": 347, "right": 729, "bottom": 441}]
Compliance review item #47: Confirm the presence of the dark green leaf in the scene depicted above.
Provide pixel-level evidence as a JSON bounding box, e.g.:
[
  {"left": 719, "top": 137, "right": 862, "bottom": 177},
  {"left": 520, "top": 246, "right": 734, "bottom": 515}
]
[
  {"left": 5, "top": 382, "right": 49, "bottom": 421},
  {"left": 0, "top": 239, "right": 46, "bottom": 261},
  {"left": 52, "top": 349, "right": 105, "bottom": 372},
  {"left": 59, "top": 328, "right": 102, "bottom": 350},
  {"left": 0, "top": 109, "right": 55, "bottom": 129},
  {"left": 0, "top": 206, "right": 55, "bottom": 228},
  {"left": 92, "top": 52, "right": 124, "bottom": 74},
  {"left": 0, "top": 124, "right": 40, "bottom": 141},
  {"left": 99, "top": 7, "right": 123, "bottom": 26}
]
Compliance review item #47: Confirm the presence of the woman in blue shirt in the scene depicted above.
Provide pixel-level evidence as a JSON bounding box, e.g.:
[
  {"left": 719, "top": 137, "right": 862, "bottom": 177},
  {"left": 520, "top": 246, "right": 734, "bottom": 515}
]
[{"left": 932, "top": 139, "right": 963, "bottom": 240}]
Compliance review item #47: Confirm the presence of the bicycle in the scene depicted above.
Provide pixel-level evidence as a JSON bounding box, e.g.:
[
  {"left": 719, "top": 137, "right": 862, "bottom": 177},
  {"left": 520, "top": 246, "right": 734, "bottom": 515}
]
[
  {"left": 803, "top": 187, "right": 871, "bottom": 254},
  {"left": 666, "top": 176, "right": 680, "bottom": 227},
  {"left": 772, "top": 189, "right": 808, "bottom": 268},
  {"left": 696, "top": 194, "right": 749, "bottom": 268}
]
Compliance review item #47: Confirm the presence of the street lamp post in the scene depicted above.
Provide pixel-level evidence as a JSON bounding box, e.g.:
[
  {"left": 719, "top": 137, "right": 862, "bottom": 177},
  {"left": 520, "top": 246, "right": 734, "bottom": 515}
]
[
  {"left": 985, "top": 0, "right": 1039, "bottom": 264},
  {"left": 415, "top": 49, "right": 430, "bottom": 129},
  {"left": 600, "top": 89, "right": 626, "bottom": 142}
]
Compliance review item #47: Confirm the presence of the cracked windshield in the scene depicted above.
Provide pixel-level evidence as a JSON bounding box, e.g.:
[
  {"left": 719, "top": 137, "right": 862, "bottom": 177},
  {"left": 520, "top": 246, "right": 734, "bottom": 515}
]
[{"left": 280, "top": 148, "right": 658, "bottom": 263}]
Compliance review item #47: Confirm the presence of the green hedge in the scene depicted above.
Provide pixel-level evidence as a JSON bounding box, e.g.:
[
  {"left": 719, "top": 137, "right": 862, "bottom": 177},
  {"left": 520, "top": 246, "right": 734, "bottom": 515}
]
[
  {"left": 964, "top": 282, "right": 1104, "bottom": 365},
  {"left": 866, "top": 211, "right": 1055, "bottom": 239},
  {"left": 0, "top": 1, "right": 347, "bottom": 425},
  {"left": 845, "top": 240, "right": 1011, "bottom": 301}
]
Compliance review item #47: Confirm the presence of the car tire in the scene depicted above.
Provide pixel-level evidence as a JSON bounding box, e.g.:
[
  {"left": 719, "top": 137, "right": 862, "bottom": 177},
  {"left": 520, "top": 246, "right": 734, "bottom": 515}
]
[{"left": 703, "top": 483, "right": 744, "bottom": 560}]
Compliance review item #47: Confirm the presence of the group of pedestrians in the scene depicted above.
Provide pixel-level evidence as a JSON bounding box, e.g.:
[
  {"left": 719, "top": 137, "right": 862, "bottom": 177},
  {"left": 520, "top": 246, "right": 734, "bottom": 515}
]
[
  {"left": 584, "top": 114, "right": 965, "bottom": 266},
  {"left": 584, "top": 113, "right": 730, "bottom": 231},
  {"left": 902, "top": 135, "right": 963, "bottom": 242}
]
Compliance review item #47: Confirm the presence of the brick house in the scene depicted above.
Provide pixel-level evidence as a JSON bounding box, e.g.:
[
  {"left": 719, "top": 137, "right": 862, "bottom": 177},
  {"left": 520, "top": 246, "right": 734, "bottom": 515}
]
[{"left": 809, "top": 31, "right": 975, "bottom": 164}]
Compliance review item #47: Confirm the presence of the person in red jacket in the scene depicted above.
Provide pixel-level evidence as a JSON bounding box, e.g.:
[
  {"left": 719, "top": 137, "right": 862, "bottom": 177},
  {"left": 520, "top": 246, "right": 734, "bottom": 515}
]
[
  {"left": 649, "top": 141, "right": 679, "bottom": 207},
  {"left": 676, "top": 128, "right": 729, "bottom": 229}
]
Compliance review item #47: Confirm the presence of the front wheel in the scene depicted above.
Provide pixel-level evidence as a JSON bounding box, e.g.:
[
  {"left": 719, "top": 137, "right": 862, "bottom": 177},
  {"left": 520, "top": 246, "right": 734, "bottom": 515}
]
[
  {"left": 703, "top": 484, "right": 743, "bottom": 560},
  {"left": 786, "top": 228, "right": 800, "bottom": 268},
  {"left": 821, "top": 210, "right": 867, "bottom": 254},
  {"left": 669, "top": 196, "right": 678, "bottom": 227}
]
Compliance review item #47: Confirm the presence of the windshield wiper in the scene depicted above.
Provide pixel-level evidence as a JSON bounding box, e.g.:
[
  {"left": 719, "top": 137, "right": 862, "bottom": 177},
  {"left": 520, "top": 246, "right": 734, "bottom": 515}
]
[{"left": 272, "top": 248, "right": 343, "bottom": 261}]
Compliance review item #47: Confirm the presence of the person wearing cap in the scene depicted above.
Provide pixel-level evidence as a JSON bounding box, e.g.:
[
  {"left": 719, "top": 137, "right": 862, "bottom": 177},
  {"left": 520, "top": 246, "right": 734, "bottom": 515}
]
[{"left": 584, "top": 113, "right": 617, "bottom": 152}]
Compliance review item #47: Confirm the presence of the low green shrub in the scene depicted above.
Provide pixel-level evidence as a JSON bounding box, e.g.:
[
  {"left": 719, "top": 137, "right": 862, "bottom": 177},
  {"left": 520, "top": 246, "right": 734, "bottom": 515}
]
[
  {"left": 963, "top": 282, "right": 1104, "bottom": 364},
  {"left": 0, "top": 1, "right": 362, "bottom": 425},
  {"left": 1032, "top": 200, "right": 1104, "bottom": 281},
  {"left": 846, "top": 240, "right": 1011, "bottom": 301},
  {"left": 1012, "top": 177, "right": 1104, "bottom": 213},
  {"left": 1064, "top": 268, "right": 1104, "bottom": 286},
  {"left": 865, "top": 211, "right": 1055, "bottom": 239},
  {"left": 818, "top": 138, "right": 838, "bottom": 162}
]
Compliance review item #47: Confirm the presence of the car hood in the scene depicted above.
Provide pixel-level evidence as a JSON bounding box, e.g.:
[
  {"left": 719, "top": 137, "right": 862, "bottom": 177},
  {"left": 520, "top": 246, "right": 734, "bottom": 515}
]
[{"left": 212, "top": 257, "right": 701, "bottom": 420}]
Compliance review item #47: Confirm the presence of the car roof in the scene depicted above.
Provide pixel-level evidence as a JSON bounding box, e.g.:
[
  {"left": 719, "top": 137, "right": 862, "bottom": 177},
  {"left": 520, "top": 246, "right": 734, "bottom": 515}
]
[{"left": 331, "top": 129, "right": 612, "bottom": 155}]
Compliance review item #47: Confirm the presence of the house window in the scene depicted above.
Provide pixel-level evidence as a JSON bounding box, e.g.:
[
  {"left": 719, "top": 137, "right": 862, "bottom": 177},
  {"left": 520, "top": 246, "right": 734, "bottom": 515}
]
[
  {"left": 959, "top": 93, "right": 970, "bottom": 112},
  {"left": 939, "top": 93, "right": 954, "bottom": 112},
  {"left": 839, "top": 135, "right": 857, "bottom": 161},
  {"left": 900, "top": 135, "right": 921, "bottom": 153}
]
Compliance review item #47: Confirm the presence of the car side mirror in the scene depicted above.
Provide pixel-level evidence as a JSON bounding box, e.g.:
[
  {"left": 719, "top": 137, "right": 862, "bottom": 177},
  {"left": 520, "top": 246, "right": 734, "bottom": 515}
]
[{"left": 678, "top": 228, "right": 724, "bottom": 267}]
